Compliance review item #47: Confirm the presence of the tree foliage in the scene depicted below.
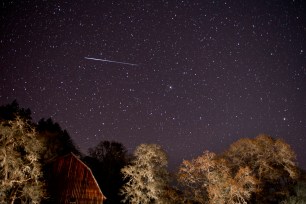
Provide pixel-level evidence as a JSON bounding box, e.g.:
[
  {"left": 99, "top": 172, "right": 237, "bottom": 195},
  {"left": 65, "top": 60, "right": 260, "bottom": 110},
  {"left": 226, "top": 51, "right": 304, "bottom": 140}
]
[
  {"left": 161, "top": 186, "right": 186, "bottom": 204},
  {"left": 223, "top": 134, "right": 299, "bottom": 203},
  {"left": 178, "top": 151, "right": 258, "bottom": 204},
  {"left": 121, "top": 144, "right": 169, "bottom": 204},
  {"left": 88, "top": 140, "right": 127, "bottom": 164},
  {"left": 0, "top": 100, "right": 32, "bottom": 121},
  {"left": 84, "top": 141, "right": 129, "bottom": 204},
  {"left": 177, "top": 135, "right": 300, "bottom": 204},
  {"left": 0, "top": 118, "right": 45, "bottom": 204},
  {"left": 37, "top": 118, "right": 80, "bottom": 161},
  {"left": 280, "top": 181, "right": 306, "bottom": 204},
  {"left": 224, "top": 134, "right": 298, "bottom": 180}
]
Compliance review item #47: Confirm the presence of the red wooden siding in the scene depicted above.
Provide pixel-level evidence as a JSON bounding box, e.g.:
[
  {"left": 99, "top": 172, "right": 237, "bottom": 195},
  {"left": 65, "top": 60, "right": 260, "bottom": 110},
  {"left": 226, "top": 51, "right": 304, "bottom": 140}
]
[{"left": 48, "top": 153, "right": 106, "bottom": 204}]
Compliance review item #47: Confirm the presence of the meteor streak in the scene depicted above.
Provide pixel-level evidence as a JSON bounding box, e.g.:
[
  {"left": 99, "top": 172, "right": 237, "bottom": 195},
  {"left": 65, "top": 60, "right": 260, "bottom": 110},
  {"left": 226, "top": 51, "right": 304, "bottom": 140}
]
[{"left": 84, "top": 57, "right": 138, "bottom": 66}]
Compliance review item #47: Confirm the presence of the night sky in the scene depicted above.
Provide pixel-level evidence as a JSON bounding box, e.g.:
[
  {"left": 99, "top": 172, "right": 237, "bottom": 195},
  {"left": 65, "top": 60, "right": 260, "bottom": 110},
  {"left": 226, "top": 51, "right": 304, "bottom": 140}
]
[{"left": 1, "top": 0, "right": 305, "bottom": 170}]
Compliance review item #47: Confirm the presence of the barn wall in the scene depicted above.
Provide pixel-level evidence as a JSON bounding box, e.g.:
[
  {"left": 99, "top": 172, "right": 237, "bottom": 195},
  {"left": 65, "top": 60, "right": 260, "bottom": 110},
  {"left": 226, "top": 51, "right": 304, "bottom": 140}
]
[{"left": 48, "top": 153, "right": 106, "bottom": 204}]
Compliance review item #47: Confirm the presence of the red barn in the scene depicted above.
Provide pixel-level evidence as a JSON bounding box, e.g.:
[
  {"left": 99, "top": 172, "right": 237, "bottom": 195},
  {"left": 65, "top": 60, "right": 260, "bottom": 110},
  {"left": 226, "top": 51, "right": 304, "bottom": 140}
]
[{"left": 46, "top": 153, "right": 106, "bottom": 204}]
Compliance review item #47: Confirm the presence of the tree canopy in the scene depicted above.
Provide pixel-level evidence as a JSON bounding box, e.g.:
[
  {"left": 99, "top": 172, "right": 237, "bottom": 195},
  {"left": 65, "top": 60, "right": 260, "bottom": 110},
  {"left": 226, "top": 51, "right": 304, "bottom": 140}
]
[
  {"left": 0, "top": 118, "right": 45, "bottom": 204},
  {"left": 178, "top": 151, "right": 258, "bottom": 204},
  {"left": 37, "top": 118, "right": 81, "bottom": 161},
  {"left": 223, "top": 134, "right": 299, "bottom": 203},
  {"left": 178, "top": 134, "right": 300, "bottom": 204},
  {"left": 0, "top": 100, "right": 31, "bottom": 121},
  {"left": 84, "top": 141, "right": 129, "bottom": 204},
  {"left": 121, "top": 144, "right": 170, "bottom": 204}
]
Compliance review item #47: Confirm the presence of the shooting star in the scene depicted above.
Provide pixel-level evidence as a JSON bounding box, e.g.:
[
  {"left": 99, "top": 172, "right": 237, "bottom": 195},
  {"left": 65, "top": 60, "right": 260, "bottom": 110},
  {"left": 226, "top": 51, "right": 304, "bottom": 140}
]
[{"left": 84, "top": 57, "right": 138, "bottom": 66}]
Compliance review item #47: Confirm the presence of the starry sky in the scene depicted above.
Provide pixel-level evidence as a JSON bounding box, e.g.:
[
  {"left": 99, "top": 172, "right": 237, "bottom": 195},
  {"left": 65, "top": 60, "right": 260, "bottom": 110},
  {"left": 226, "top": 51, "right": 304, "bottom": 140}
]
[{"left": 1, "top": 0, "right": 305, "bottom": 170}]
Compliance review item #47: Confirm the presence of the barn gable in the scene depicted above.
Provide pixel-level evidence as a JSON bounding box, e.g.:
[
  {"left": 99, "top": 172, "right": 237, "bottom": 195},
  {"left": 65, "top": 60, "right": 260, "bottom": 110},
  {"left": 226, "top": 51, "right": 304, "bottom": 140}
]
[{"left": 46, "top": 153, "right": 106, "bottom": 204}]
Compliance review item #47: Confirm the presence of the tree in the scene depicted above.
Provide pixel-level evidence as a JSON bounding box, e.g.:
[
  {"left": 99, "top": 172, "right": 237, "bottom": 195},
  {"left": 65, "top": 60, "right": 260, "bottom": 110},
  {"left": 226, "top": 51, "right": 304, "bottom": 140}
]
[
  {"left": 37, "top": 118, "right": 81, "bottom": 204},
  {"left": 223, "top": 134, "right": 299, "bottom": 203},
  {"left": 88, "top": 141, "right": 127, "bottom": 164},
  {"left": 178, "top": 151, "right": 258, "bottom": 204},
  {"left": 84, "top": 141, "right": 129, "bottom": 204},
  {"left": 0, "top": 118, "right": 45, "bottom": 204},
  {"left": 120, "top": 144, "right": 170, "bottom": 204},
  {"left": 0, "top": 100, "right": 31, "bottom": 121},
  {"left": 280, "top": 181, "right": 306, "bottom": 204},
  {"left": 37, "top": 118, "right": 80, "bottom": 161},
  {"left": 161, "top": 186, "right": 190, "bottom": 204}
]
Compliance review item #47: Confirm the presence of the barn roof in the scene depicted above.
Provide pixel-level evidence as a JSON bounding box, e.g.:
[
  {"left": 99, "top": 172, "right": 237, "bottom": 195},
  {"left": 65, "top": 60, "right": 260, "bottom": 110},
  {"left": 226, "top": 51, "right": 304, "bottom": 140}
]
[{"left": 46, "top": 152, "right": 106, "bottom": 204}]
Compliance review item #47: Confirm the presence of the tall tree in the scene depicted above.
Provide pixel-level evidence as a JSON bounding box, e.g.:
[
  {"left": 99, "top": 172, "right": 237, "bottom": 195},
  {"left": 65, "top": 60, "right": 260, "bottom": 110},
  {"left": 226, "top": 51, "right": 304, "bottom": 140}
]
[
  {"left": 0, "top": 118, "right": 45, "bottom": 204},
  {"left": 37, "top": 118, "right": 80, "bottom": 161},
  {"left": 37, "top": 118, "right": 81, "bottom": 204},
  {"left": 84, "top": 141, "right": 129, "bottom": 204},
  {"left": 121, "top": 144, "right": 169, "bottom": 204},
  {"left": 223, "top": 134, "right": 299, "bottom": 203}
]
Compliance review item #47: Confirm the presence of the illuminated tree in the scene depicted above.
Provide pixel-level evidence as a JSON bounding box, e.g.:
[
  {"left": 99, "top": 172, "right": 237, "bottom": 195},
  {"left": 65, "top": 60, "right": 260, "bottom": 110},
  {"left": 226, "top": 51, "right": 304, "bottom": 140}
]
[
  {"left": 178, "top": 151, "right": 258, "bottom": 204},
  {"left": 120, "top": 144, "right": 169, "bottom": 204},
  {"left": 223, "top": 134, "right": 299, "bottom": 203},
  {"left": 0, "top": 118, "right": 45, "bottom": 204},
  {"left": 161, "top": 186, "right": 185, "bottom": 204}
]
